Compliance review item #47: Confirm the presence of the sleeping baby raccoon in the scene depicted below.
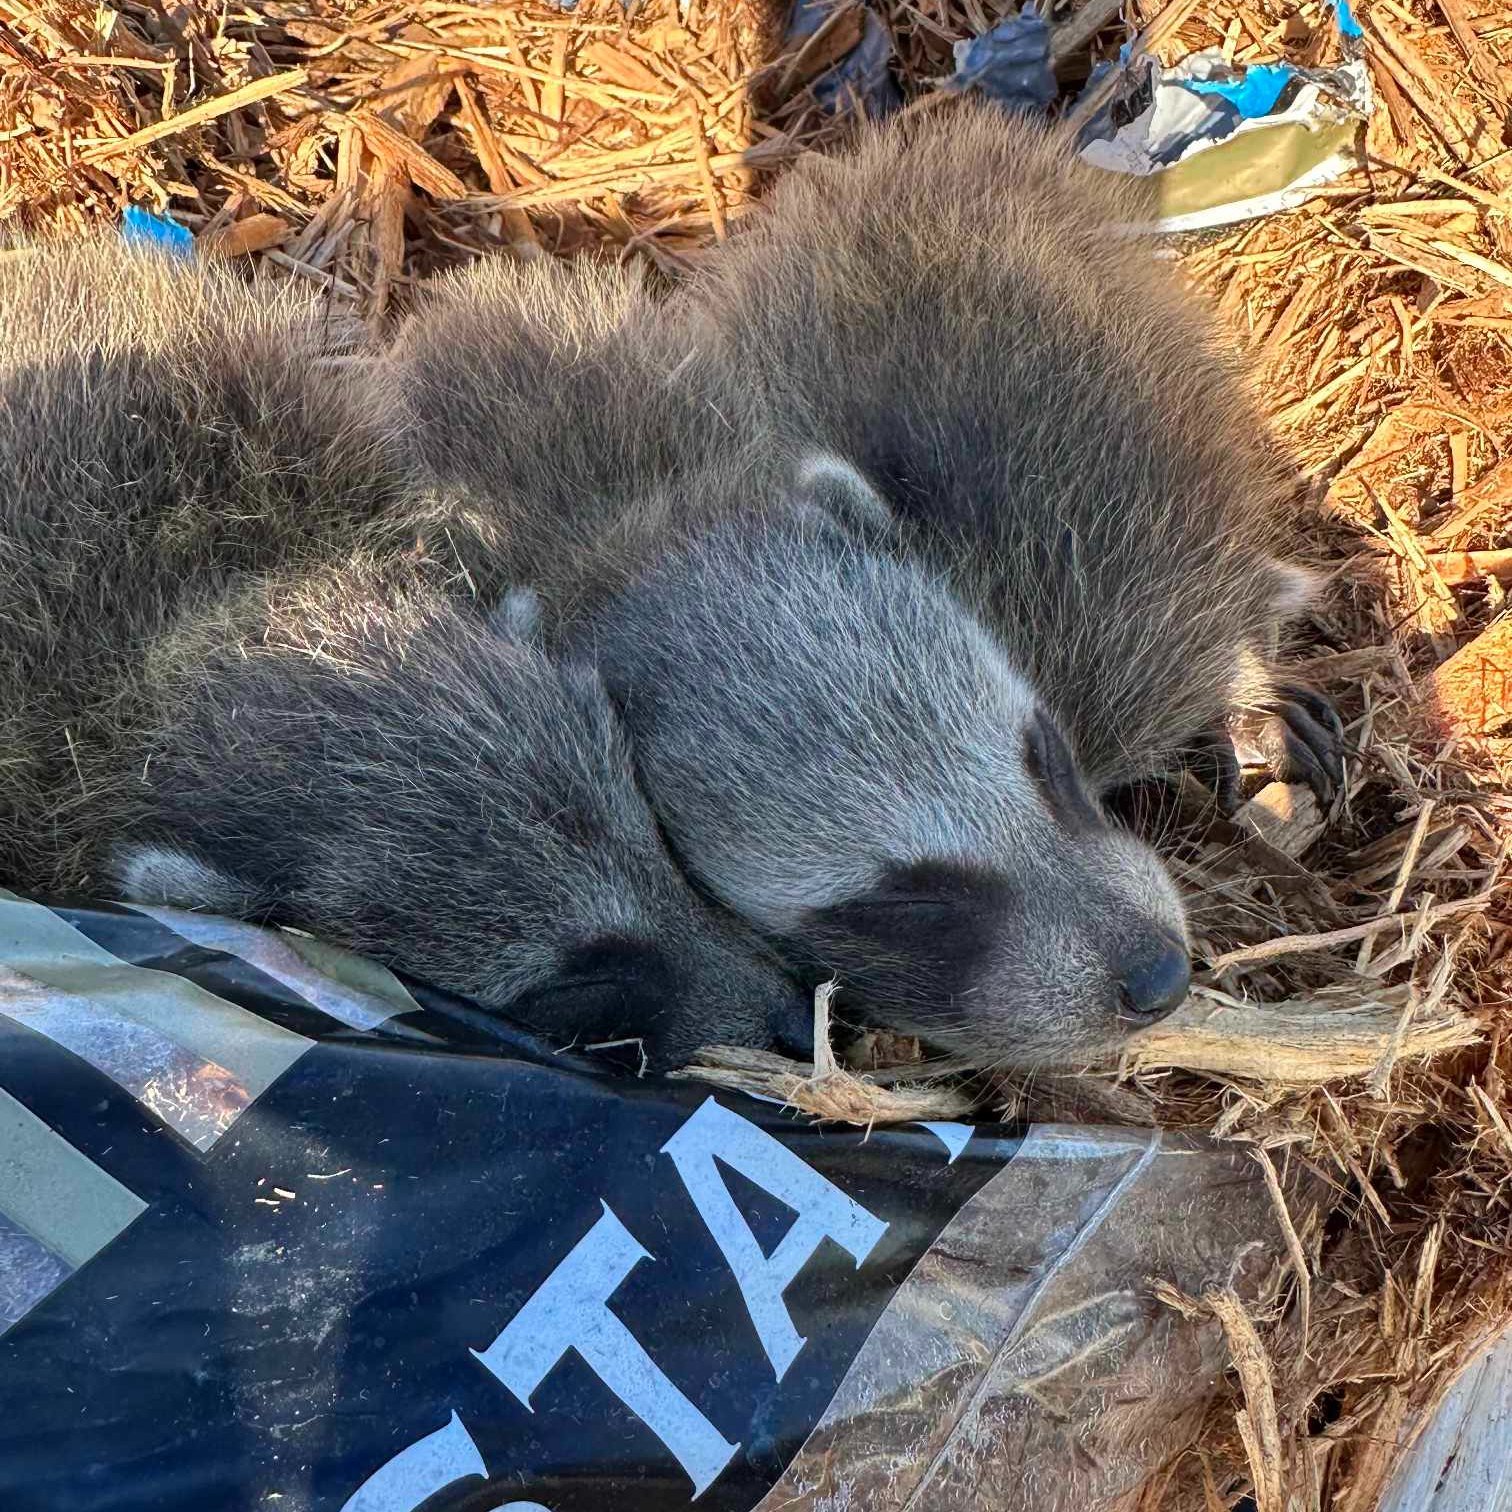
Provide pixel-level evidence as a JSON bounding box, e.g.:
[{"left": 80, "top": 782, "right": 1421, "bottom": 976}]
[
  {"left": 382, "top": 252, "right": 1194, "bottom": 1068},
  {"left": 0, "top": 236, "right": 808, "bottom": 1068},
  {"left": 674, "top": 98, "right": 1346, "bottom": 810}
]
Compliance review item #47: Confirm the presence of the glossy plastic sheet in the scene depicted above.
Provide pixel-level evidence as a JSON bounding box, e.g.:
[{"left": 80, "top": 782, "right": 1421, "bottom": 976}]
[{"left": 0, "top": 895, "right": 1289, "bottom": 1511}]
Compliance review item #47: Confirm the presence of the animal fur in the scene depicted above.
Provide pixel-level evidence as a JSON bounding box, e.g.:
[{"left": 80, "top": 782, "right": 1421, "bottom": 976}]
[
  {"left": 0, "top": 235, "right": 393, "bottom": 890},
  {"left": 0, "top": 238, "right": 808, "bottom": 1067},
  {"left": 371, "top": 256, "right": 756, "bottom": 612},
  {"left": 125, "top": 563, "right": 809, "bottom": 1065},
  {"left": 384, "top": 251, "right": 1193, "bottom": 1067},
  {"left": 671, "top": 99, "right": 1327, "bottom": 797}
]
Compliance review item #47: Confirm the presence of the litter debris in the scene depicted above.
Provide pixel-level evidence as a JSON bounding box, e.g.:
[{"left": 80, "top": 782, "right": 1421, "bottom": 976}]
[
  {"left": 943, "top": 5, "right": 1056, "bottom": 113},
  {"left": 0, "top": 898, "right": 1306, "bottom": 1512},
  {"left": 121, "top": 206, "right": 194, "bottom": 256},
  {"left": 1078, "top": 46, "right": 1373, "bottom": 233},
  {"left": 783, "top": 0, "right": 901, "bottom": 117},
  {"left": 1333, "top": 0, "right": 1364, "bottom": 42}
]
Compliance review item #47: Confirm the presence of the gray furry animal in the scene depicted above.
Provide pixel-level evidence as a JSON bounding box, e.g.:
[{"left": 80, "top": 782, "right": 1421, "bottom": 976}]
[
  {"left": 672, "top": 99, "right": 1344, "bottom": 808},
  {"left": 382, "top": 252, "right": 1194, "bottom": 1067},
  {"left": 124, "top": 565, "right": 808, "bottom": 1065},
  {"left": 0, "top": 237, "right": 808, "bottom": 1067},
  {"left": 0, "top": 235, "right": 392, "bottom": 889}
]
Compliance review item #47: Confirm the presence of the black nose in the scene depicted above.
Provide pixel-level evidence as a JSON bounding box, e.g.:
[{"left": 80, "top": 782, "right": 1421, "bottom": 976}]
[
  {"left": 769, "top": 988, "right": 817, "bottom": 1059},
  {"left": 1117, "top": 933, "right": 1190, "bottom": 1022}
]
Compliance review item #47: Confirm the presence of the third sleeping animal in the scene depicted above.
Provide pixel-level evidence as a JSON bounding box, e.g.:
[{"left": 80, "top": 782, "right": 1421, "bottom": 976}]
[{"left": 674, "top": 99, "right": 1345, "bottom": 806}]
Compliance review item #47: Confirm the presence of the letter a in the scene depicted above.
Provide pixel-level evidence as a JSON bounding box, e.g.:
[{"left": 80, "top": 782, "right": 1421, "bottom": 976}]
[{"left": 663, "top": 1098, "right": 888, "bottom": 1382}]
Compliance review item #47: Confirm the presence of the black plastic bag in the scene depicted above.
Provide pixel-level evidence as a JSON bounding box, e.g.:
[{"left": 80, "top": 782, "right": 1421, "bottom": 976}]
[{"left": 0, "top": 895, "right": 1289, "bottom": 1511}]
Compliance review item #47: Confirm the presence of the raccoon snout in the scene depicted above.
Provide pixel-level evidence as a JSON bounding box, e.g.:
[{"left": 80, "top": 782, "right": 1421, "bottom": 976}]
[{"left": 1114, "top": 930, "right": 1190, "bottom": 1023}]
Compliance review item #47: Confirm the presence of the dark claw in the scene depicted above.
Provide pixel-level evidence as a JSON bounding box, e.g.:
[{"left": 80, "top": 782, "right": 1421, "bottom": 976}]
[
  {"left": 1249, "top": 686, "right": 1346, "bottom": 806},
  {"left": 1275, "top": 683, "right": 1346, "bottom": 753},
  {"left": 1257, "top": 714, "right": 1330, "bottom": 804},
  {"left": 1186, "top": 726, "right": 1243, "bottom": 815},
  {"left": 1104, "top": 685, "right": 1344, "bottom": 824}
]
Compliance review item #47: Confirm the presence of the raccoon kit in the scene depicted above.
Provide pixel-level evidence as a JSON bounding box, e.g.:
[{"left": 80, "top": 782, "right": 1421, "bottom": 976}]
[
  {"left": 385, "top": 230, "right": 1196, "bottom": 1068},
  {"left": 0, "top": 239, "right": 808, "bottom": 1067},
  {"left": 674, "top": 99, "right": 1345, "bottom": 808}
]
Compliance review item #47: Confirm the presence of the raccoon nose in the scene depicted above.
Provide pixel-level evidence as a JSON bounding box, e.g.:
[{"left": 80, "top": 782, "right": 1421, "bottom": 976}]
[
  {"left": 1116, "top": 933, "right": 1190, "bottom": 1022},
  {"left": 768, "top": 989, "right": 817, "bottom": 1059}
]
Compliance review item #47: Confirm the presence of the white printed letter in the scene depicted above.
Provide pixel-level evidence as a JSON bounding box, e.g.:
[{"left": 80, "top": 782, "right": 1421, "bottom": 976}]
[
  {"left": 340, "top": 1411, "right": 486, "bottom": 1512},
  {"left": 472, "top": 1202, "right": 738, "bottom": 1498},
  {"left": 663, "top": 1098, "right": 888, "bottom": 1382}
]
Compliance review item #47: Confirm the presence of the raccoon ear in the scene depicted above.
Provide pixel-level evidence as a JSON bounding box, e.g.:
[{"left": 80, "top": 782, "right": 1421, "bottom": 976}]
[
  {"left": 1268, "top": 559, "right": 1322, "bottom": 620},
  {"left": 791, "top": 451, "right": 896, "bottom": 546},
  {"left": 560, "top": 654, "right": 619, "bottom": 713},
  {"left": 111, "top": 842, "right": 266, "bottom": 918},
  {"left": 488, "top": 586, "right": 544, "bottom": 644}
]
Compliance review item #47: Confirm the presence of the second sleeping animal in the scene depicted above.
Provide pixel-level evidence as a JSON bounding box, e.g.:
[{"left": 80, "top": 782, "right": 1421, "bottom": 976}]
[
  {"left": 673, "top": 100, "right": 1344, "bottom": 806},
  {"left": 0, "top": 238, "right": 808, "bottom": 1067}
]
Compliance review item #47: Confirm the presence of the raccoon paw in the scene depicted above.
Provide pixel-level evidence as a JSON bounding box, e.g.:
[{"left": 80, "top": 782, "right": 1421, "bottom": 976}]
[
  {"left": 1237, "top": 685, "right": 1346, "bottom": 805},
  {"left": 1184, "top": 726, "right": 1243, "bottom": 815}
]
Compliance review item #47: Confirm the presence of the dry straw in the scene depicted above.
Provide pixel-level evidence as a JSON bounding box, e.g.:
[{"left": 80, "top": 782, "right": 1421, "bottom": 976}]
[{"left": 4, "top": 0, "right": 1511, "bottom": 1506}]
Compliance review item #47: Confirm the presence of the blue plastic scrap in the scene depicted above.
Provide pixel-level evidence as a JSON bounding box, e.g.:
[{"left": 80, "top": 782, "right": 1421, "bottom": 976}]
[
  {"left": 1334, "top": 0, "right": 1363, "bottom": 40},
  {"left": 1183, "top": 62, "right": 1293, "bottom": 119},
  {"left": 122, "top": 206, "right": 194, "bottom": 255},
  {"left": 945, "top": 6, "right": 1056, "bottom": 112},
  {"left": 785, "top": 0, "right": 901, "bottom": 116},
  {"left": 1074, "top": 0, "right": 1365, "bottom": 138}
]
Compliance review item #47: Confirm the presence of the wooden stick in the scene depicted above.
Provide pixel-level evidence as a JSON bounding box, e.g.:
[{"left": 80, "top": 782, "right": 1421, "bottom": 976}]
[
  {"left": 1359, "top": 802, "right": 1436, "bottom": 970},
  {"left": 350, "top": 108, "right": 468, "bottom": 200},
  {"left": 1208, "top": 890, "right": 1493, "bottom": 972},
  {"left": 79, "top": 68, "right": 308, "bottom": 164},
  {"left": 1050, "top": 0, "right": 1126, "bottom": 62},
  {"left": 687, "top": 97, "right": 727, "bottom": 241},
  {"left": 1430, "top": 456, "right": 1512, "bottom": 541},
  {"left": 1421, "top": 549, "right": 1512, "bottom": 586},
  {"left": 1274, "top": 316, "right": 1430, "bottom": 427}
]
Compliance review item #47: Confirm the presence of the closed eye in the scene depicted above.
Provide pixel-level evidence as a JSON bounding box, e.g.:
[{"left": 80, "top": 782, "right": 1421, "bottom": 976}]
[
  {"left": 845, "top": 896, "right": 958, "bottom": 913},
  {"left": 1024, "top": 711, "right": 1101, "bottom": 832}
]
